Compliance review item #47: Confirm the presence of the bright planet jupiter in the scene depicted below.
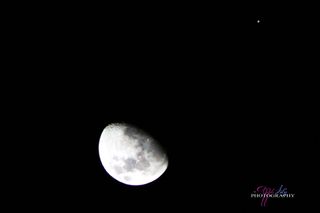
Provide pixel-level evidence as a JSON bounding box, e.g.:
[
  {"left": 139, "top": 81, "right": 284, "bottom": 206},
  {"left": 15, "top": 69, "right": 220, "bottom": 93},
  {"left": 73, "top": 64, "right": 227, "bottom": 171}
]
[{"left": 98, "top": 123, "right": 168, "bottom": 185}]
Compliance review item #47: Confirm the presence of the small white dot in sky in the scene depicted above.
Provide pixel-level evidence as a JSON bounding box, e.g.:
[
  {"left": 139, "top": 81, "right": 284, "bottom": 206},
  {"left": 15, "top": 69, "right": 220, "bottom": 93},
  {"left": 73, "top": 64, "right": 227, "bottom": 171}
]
[{"left": 257, "top": 20, "right": 261, "bottom": 23}]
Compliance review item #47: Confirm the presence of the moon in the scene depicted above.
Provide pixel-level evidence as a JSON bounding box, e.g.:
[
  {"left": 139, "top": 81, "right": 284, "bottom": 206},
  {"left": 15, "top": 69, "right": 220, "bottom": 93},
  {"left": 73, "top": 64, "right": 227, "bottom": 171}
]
[{"left": 98, "top": 123, "right": 168, "bottom": 186}]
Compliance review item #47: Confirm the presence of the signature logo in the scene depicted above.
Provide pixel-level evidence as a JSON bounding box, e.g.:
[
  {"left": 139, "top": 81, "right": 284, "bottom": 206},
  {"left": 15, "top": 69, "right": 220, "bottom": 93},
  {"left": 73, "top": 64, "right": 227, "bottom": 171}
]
[{"left": 250, "top": 185, "right": 295, "bottom": 207}]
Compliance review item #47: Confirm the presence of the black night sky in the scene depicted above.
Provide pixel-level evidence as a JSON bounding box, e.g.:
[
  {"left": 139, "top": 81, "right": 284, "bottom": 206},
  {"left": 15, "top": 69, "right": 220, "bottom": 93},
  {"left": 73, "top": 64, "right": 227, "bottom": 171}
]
[{"left": 3, "top": 1, "right": 319, "bottom": 212}]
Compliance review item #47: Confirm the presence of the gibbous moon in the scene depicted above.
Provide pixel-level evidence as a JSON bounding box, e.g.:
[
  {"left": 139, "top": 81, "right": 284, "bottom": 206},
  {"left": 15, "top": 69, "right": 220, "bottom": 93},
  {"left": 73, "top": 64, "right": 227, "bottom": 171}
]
[{"left": 98, "top": 123, "right": 168, "bottom": 186}]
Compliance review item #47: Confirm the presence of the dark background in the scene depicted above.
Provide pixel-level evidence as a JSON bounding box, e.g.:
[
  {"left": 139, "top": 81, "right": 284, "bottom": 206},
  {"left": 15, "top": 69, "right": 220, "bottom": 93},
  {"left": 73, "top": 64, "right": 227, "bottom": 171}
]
[{"left": 3, "top": 1, "right": 319, "bottom": 212}]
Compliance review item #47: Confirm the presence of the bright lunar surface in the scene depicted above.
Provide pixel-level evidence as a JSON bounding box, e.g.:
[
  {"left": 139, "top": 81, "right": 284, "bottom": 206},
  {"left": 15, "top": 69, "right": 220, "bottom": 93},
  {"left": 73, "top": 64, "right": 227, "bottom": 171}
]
[{"left": 98, "top": 123, "right": 168, "bottom": 186}]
